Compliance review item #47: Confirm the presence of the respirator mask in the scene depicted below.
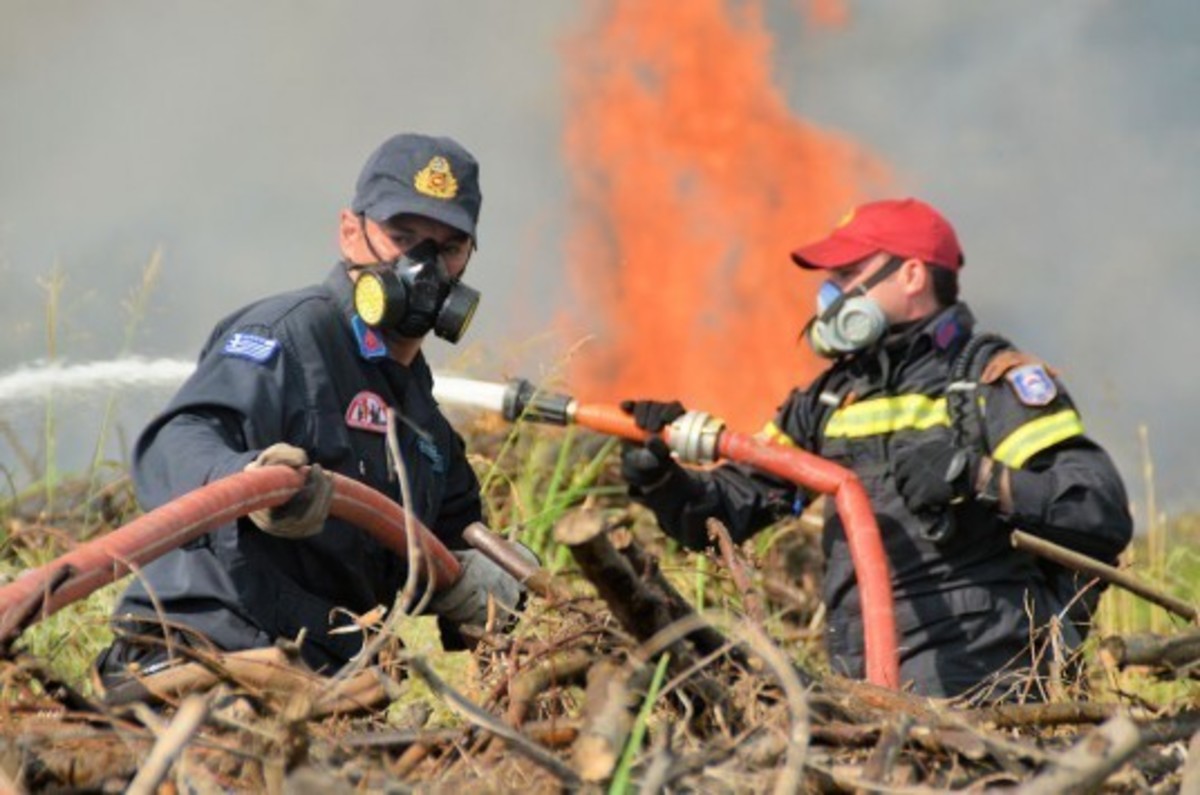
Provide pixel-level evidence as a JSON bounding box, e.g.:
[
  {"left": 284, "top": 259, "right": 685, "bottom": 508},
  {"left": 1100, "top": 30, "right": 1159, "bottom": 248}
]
[
  {"left": 804, "top": 256, "right": 903, "bottom": 358},
  {"left": 353, "top": 237, "right": 481, "bottom": 343}
]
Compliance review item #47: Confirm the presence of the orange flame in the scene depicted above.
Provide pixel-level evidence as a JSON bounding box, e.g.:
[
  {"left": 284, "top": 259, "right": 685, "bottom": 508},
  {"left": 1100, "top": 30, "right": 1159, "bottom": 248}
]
[{"left": 558, "top": 0, "right": 889, "bottom": 432}]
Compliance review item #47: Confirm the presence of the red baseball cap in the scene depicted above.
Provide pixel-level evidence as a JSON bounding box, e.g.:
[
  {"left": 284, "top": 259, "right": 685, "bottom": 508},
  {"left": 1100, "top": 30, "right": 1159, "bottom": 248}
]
[{"left": 791, "top": 198, "right": 964, "bottom": 271}]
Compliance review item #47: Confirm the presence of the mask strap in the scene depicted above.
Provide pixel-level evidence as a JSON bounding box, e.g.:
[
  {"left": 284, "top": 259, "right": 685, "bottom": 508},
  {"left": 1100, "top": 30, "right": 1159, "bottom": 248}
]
[
  {"left": 798, "top": 255, "right": 906, "bottom": 342},
  {"left": 358, "top": 213, "right": 392, "bottom": 266},
  {"left": 816, "top": 255, "right": 906, "bottom": 323}
]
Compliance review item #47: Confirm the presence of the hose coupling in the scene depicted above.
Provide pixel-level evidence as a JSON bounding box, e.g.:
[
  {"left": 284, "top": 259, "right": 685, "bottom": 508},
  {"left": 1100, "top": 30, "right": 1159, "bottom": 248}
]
[{"left": 665, "top": 410, "right": 725, "bottom": 464}]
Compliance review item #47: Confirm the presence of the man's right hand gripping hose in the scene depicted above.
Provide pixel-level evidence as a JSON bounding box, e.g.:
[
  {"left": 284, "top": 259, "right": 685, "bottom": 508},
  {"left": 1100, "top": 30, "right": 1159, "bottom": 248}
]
[
  {"left": 619, "top": 398, "right": 686, "bottom": 494},
  {"left": 243, "top": 442, "right": 334, "bottom": 539}
]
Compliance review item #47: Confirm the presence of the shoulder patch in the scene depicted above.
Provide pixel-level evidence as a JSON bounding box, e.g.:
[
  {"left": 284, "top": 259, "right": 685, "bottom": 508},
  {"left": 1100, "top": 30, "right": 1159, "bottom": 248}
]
[
  {"left": 981, "top": 350, "right": 1060, "bottom": 385},
  {"left": 1006, "top": 364, "right": 1058, "bottom": 406},
  {"left": 222, "top": 332, "right": 280, "bottom": 365},
  {"left": 346, "top": 390, "right": 389, "bottom": 433}
]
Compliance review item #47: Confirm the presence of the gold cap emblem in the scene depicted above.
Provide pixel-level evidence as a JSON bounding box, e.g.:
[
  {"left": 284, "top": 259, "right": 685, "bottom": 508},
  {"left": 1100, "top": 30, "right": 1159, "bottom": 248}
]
[
  {"left": 836, "top": 208, "right": 856, "bottom": 228},
  {"left": 413, "top": 156, "right": 459, "bottom": 200}
]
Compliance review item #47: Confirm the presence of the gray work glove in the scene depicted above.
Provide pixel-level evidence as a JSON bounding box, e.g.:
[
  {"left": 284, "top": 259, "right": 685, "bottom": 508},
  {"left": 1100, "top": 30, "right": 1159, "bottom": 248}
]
[
  {"left": 428, "top": 546, "right": 538, "bottom": 631},
  {"left": 244, "top": 443, "right": 334, "bottom": 539}
]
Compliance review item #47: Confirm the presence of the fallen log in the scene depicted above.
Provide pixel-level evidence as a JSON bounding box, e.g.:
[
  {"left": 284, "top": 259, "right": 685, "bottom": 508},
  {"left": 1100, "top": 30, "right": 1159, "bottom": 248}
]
[{"left": 1097, "top": 630, "right": 1200, "bottom": 678}]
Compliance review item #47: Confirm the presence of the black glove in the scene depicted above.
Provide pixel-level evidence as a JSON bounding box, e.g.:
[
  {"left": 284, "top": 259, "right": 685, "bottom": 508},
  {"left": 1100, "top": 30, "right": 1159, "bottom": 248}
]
[
  {"left": 619, "top": 399, "right": 686, "bottom": 432},
  {"left": 891, "top": 433, "right": 980, "bottom": 515},
  {"left": 245, "top": 443, "right": 334, "bottom": 539},
  {"left": 620, "top": 436, "right": 678, "bottom": 491}
]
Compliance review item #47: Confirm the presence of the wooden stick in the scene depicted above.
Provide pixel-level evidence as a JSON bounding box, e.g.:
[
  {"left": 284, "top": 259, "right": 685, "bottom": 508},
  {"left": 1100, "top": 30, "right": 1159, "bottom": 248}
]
[
  {"left": 963, "top": 701, "right": 1118, "bottom": 729},
  {"left": 1011, "top": 530, "right": 1198, "bottom": 622},
  {"left": 573, "top": 660, "right": 642, "bottom": 783},
  {"left": 859, "top": 715, "right": 911, "bottom": 791},
  {"left": 126, "top": 694, "right": 210, "bottom": 795},
  {"left": 1016, "top": 714, "right": 1142, "bottom": 795},
  {"left": 1097, "top": 630, "right": 1200, "bottom": 675},
  {"left": 463, "top": 522, "right": 572, "bottom": 602},
  {"left": 554, "top": 508, "right": 733, "bottom": 709},
  {"left": 708, "top": 518, "right": 766, "bottom": 624},
  {"left": 620, "top": 535, "right": 747, "bottom": 666},
  {"left": 731, "top": 622, "right": 810, "bottom": 795},
  {"left": 1179, "top": 729, "right": 1200, "bottom": 795},
  {"left": 407, "top": 655, "right": 581, "bottom": 788},
  {"left": 506, "top": 648, "right": 592, "bottom": 727}
]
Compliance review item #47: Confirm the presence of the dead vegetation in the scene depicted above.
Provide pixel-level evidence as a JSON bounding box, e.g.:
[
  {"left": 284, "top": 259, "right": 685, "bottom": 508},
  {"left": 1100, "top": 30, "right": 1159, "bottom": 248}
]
[{"left": 1, "top": 422, "right": 1197, "bottom": 792}]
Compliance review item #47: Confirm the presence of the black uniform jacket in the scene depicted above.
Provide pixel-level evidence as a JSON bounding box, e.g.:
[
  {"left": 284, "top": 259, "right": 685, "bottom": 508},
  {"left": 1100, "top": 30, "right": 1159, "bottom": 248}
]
[
  {"left": 112, "top": 265, "right": 482, "bottom": 671},
  {"left": 635, "top": 303, "right": 1132, "bottom": 697}
]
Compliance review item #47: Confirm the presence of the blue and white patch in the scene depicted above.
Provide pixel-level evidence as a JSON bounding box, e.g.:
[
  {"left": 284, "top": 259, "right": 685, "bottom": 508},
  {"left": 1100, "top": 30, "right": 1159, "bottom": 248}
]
[
  {"left": 222, "top": 332, "right": 280, "bottom": 365},
  {"left": 417, "top": 436, "right": 445, "bottom": 474},
  {"left": 1007, "top": 364, "right": 1057, "bottom": 406}
]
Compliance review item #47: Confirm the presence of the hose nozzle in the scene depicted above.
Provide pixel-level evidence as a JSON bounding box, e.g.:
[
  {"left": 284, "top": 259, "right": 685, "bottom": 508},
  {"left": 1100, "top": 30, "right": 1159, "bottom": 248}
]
[{"left": 501, "top": 378, "right": 576, "bottom": 426}]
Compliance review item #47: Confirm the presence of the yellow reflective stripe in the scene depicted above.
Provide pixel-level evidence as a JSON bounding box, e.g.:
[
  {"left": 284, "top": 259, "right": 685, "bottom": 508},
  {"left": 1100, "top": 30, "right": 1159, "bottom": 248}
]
[
  {"left": 758, "top": 421, "right": 797, "bottom": 447},
  {"left": 824, "top": 395, "right": 950, "bottom": 439},
  {"left": 991, "top": 409, "right": 1085, "bottom": 468}
]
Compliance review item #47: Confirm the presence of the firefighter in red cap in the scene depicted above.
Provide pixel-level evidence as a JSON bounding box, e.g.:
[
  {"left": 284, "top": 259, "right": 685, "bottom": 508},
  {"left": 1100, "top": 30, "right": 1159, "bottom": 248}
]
[{"left": 619, "top": 198, "right": 1133, "bottom": 699}]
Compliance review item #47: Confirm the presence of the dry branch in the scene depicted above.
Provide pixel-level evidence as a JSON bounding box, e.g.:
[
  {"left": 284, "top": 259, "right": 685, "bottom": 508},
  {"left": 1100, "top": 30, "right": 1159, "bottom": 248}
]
[
  {"left": 1016, "top": 714, "right": 1142, "bottom": 795},
  {"left": 506, "top": 648, "right": 592, "bottom": 727},
  {"left": 1179, "top": 729, "right": 1200, "bottom": 795},
  {"left": 731, "top": 622, "right": 811, "bottom": 795},
  {"left": 1011, "top": 529, "right": 1198, "bottom": 622},
  {"left": 406, "top": 654, "right": 581, "bottom": 788},
  {"left": 463, "top": 521, "right": 572, "bottom": 602},
  {"left": 964, "top": 701, "right": 1118, "bottom": 729},
  {"left": 572, "top": 659, "right": 644, "bottom": 783},
  {"left": 125, "top": 694, "right": 210, "bottom": 795},
  {"left": 859, "top": 715, "right": 912, "bottom": 790},
  {"left": 708, "top": 517, "right": 766, "bottom": 624},
  {"left": 1098, "top": 630, "right": 1200, "bottom": 677},
  {"left": 554, "top": 508, "right": 733, "bottom": 711}
]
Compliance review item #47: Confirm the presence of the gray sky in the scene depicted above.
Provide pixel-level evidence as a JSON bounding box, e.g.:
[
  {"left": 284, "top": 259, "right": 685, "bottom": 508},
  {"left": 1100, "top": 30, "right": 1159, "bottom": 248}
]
[{"left": 2, "top": 1, "right": 1197, "bottom": 515}]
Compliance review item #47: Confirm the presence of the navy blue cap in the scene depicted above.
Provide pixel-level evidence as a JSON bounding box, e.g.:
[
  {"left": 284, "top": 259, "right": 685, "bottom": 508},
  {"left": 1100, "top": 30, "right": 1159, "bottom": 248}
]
[{"left": 351, "top": 133, "right": 482, "bottom": 241}]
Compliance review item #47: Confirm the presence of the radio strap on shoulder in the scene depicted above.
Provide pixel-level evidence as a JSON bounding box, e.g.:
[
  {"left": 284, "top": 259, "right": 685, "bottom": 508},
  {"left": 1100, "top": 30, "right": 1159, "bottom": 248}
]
[{"left": 945, "top": 332, "right": 1013, "bottom": 456}]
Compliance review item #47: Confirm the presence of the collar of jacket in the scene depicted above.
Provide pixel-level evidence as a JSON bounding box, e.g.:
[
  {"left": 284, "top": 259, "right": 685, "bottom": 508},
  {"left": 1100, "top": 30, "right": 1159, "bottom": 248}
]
[
  {"left": 881, "top": 302, "right": 977, "bottom": 362},
  {"left": 324, "top": 262, "right": 359, "bottom": 321}
]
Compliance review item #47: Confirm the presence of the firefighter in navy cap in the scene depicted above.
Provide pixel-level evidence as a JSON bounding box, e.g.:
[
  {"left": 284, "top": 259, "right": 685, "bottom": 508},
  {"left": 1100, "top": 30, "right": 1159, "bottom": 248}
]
[
  {"left": 618, "top": 198, "right": 1132, "bottom": 700},
  {"left": 95, "top": 133, "right": 533, "bottom": 688}
]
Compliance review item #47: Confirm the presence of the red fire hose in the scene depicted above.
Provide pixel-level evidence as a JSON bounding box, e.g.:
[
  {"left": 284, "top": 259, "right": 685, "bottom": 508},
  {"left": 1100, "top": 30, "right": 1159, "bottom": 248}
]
[
  {"left": 571, "top": 403, "right": 899, "bottom": 689},
  {"left": 0, "top": 466, "right": 460, "bottom": 645}
]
